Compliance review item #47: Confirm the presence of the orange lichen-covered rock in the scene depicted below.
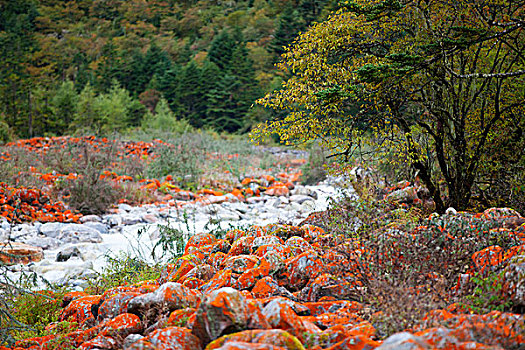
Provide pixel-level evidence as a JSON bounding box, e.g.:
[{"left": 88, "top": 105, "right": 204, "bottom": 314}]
[
  {"left": 128, "top": 326, "right": 202, "bottom": 350},
  {"left": 192, "top": 287, "right": 249, "bottom": 345},
  {"left": 178, "top": 264, "right": 216, "bottom": 285},
  {"left": 260, "top": 298, "right": 307, "bottom": 342},
  {"left": 502, "top": 253, "right": 525, "bottom": 307},
  {"left": 62, "top": 291, "right": 89, "bottom": 307},
  {"left": 209, "top": 342, "right": 286, "bottom": 349},
  {"left": 223, "top": 255, "right": 260, "bottom": 274},
  {"left": 127, "top": 282, "right": 201, "bottom": 315},
  {"left": 252, "top": 277, "right": 280, "bottom": 299},
  {"left": 281, "top": 250, "right": 323, "bottom": 290},
  {"left": 284, "top": 236, "right": 313, "bottom": 256},
  {"left": 206, "top": 329, "right": 305, "bottom": 350},
  {"left": 472, "top": 245, "right": 505, "bottom": 272},
  {"left": 375, "top": 332, "right": 429, "bottom": 350},
  {"left": 265, "top": 185, "right": 289, "bottom": 197},
  {"left": 253, "top": 244, "right": 291, "bottom": 260},
  {"left": 59, "top": 295, "right": 101, "bottom": 324},
  {"left": 185, "top": 232, "right": 218, "bottom": 255},
  {"left": 96, "top": 291, "right": 142, "bottom": 321},
  {"left": 0, "top": 242, "right": 43, "bottom": 264},
  {"left": 100, "top": 313, "right": 143, "bottom": 338},
  {"left": 200, "top": 269, "right": 234, "bottom": 295},
  {"left": 325, "top": 335, "right": 381, "bottom": 350},
  {"left": 415, "top": 309, "right": 524, "bottom": 349},
  {"left": 208, "top": 252, "right": 228, "bottom": 270},
  {"left": 78, "top": 335, "right": 117, "bottom": 350},
  {"left": 235, "top": 264, "right": 272, "bottom": 290},
  {"left": 167, "top": 307, "right": 196, "bottom": 328},
  {"left": 228, "top": 236, "right": 256, "bottom": 257},
  {"left": 246, "top": 300, "right": 271, "bottom": 330}
]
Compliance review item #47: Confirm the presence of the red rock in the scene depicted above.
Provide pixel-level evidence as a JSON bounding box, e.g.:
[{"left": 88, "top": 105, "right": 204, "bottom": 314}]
[
  {"left": 62, "top": 291, "right": 89, "bottom": 307},
  {"left": 206, "top": 329, "right": 304, "bottom": 350},
  {"left": 252, "top": 277, "right": 280, "bottom": 299},
  {"left": 211, "top": 342, "right": 286, "bottom": 350},
  {"left": 101, "top": 313, "right": 143, "bottom": 338},
  {"left": 192, "top": 287, "right": 249, "bottom": 345},
  {"left": 201, "top": 269, "right": 234, "bottom": 295},
  {"left": 79, "top": 335, "right": 116, "bottom": 350},
  {"left": 59, "top": 295, "right": 101, "bottom": 324},
  {"left": 235, "top": 264, "right": 272, "bottom": 290},
  {"left": 265, "top": 185, "right": 289, "bottom": 196},
  {"left": 167, "top": 308, "right": 196, "bottom": 327},
  {"left": 284, "top": 236, "right": 313, "bottom": 255},
  {"left": 260, "top": 298, "right": 307, "bottom": 342},
  {"left": 224, "top": 255, "right": 260, "bottom": 274},
  {"left": 472, "top": 245, "right": 504, "bottom": 272},
  {"left": 97, "top": 291, "right": 142, "bottom": 321},
  {"left": 253, "top": 244, "right": 291, "bottom": 260},
  {"left": 208, "top": 252, "right": 228, "bottom": 270},
  {"left": 127, "top": 326, "right": 202, "bottom": 350},
  {"left": 0, "top": 242, "right": 43, "bottom": 264},
  {"left": 228, "top": 236, "right": 255, "bottom": 257},
  {"left": 127, "top": 282, "right": 201, "bottom": 315},
  {"left": 282, "top": 250, "right": 323, "bottom": 290}
]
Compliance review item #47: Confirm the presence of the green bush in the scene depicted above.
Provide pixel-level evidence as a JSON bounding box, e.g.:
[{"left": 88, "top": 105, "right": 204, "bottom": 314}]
[
  {"left": 301, "top": 145, "right": 327, "bottom": 185},
  {"left": 146, "top": 141, "right": 203, "bottom": 190}
]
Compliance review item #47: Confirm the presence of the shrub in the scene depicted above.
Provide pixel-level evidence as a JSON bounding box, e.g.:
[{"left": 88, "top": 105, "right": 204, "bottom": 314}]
[
  {"left": 146, "top": 141, "right": 203, "bottom": 190},
  {"left": 85, "top": 253, "right": 160, "bottom": 295},
  {"left": 301, "top": 145, "right": 327, "bottom": 185}
]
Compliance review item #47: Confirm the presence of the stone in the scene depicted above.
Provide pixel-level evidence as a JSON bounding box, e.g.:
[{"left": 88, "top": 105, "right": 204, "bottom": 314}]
[
  {"left": 123, "top": 334, "right": 144, "bottom": 349},
  {"left": 291, "top": 186, "right": 318, "bottom": 200},
  {"left": 206, "top": 330, "right": 305, "bottom": 350},
  {"left": 127, "top": 282, "right": 200, "bottom": 315},
  {"left": 80, "top": 215, "right": 102, "bottom": 223},
  {"left": 101, "top": 313, "right": 143, "bottom": 338},
  {"left": 282, "top": 250, "right": 323, "bottom": 290},
  {"left": 39, "top": 222, "right": 65, "bottom": 238},
  {"left": 59, "top": 295, "right": 101, "bottom": 324},
  {"left": 83, "top": 221, "right": 109, "bottom": 234},
  {"left": 223, "top": 255, "right": 260, "bottom": 274},
  {"left": 97, "top": 291, "right": 143, "bottom": 321},
  {"left": 79, "top": 335, "right": 117, "bottom": 350},
  {"left": 128, "top": 326, "right": 202, "bottom": 350},
  {"left": 386, "top": 186, "right": 419, "bottom": 204},
  {"left": 289, "top": 195, "right": 315, "bottom": 205},
  {"left": 57, "top": 224, "right": 103, "bottom": 244},
  {"left": 376, "top": 332, "right": 430, "bottom": 350},
  {"left": 21, "top": 235, "right": 61, "bottom": 249},
  {"left": 503, "top": 254, "right": 525, "bottom": 307},
  {"left": 56, "top": 246, "right": 82, "bottom": 262},
  {"left": 119, "top": 203, "right": 133, "bottom": 212},
  {"left": 0, "top": 242, "right": 43, "bottom": 264},
  {"left": 192, "top": 287, "right": 249, "bottom": 345}
]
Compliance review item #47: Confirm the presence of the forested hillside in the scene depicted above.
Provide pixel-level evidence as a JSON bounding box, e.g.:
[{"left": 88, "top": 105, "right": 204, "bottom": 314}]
[{"left": 0, "top": 0, "right": 335, "bottom": 138}]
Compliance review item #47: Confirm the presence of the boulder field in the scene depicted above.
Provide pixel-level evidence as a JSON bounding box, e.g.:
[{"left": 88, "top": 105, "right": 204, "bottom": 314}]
[{"left": 2, "top": 211, "right": 524, "bottom": 350}]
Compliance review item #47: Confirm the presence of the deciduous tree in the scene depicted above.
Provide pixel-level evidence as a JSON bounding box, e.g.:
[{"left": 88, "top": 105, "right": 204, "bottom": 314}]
[{"left": 254, "top": 0, "right": 525, "bottom": 212}]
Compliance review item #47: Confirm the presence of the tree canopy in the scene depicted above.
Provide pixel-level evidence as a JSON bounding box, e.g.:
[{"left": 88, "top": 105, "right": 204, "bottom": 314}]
[{"left": 254, "top": 0, "right": 525, "bottom": 212}]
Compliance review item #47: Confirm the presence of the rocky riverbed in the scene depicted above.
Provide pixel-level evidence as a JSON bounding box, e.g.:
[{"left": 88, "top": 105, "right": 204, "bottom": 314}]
[{"left": 1, "top": 181, "right": 350, "bottom": 290}]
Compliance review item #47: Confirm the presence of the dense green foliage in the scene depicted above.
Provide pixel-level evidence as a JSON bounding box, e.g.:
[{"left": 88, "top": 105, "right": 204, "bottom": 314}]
[
  {"left": 255, "top": 0, "right": 525, "bottom": 212},
  {"left": 0, "top": 0, "right": 336, "bottom": 138}
]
